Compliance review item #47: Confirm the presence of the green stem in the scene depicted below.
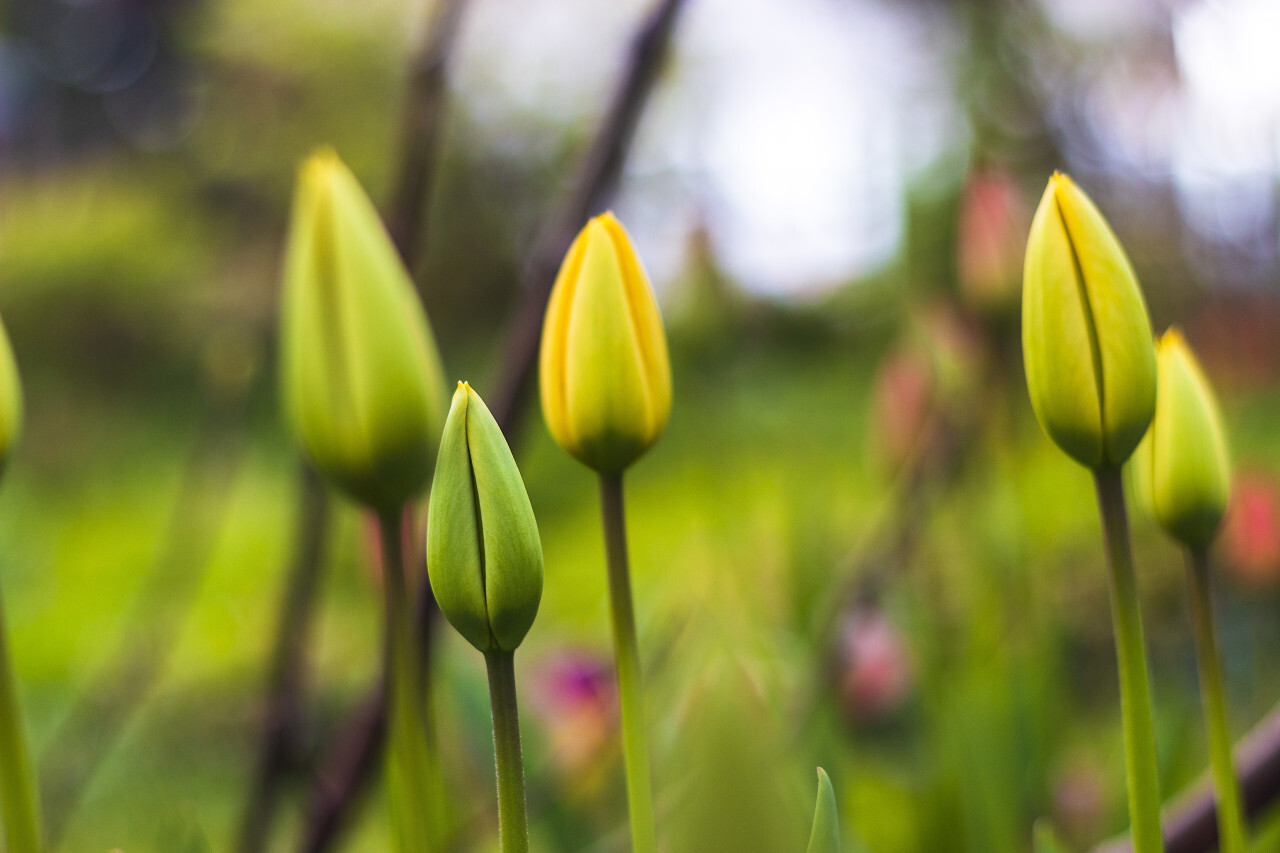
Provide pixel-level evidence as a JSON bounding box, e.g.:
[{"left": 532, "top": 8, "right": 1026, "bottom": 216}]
[
  {"left": 1186, "top": 546, "right": 1248, "bottom": 853},
  {"left": 379, "top": 510, "right": 437, "bottom": 853},
  {"left": 484, "top": 650, "right": 530, "bottom": 853},
  {"left": 1093, "top": 467, "right": 1164, "bottom": 853},
  {"left": 0, "top": 587, "right": 40, "bottom": 853},
  {"left": 599, "top": 472, "right": 657, "bottom": 853}
]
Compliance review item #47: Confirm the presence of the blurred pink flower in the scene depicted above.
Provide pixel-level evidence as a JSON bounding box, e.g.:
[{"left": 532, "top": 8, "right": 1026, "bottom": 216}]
[
  {"left": 870, "top": 347, "right": 933, "bottom": 469},
  {"left": 956, "top": 167, "right": 1028, "bottom": 314},
  {"left": 528, "top": 651, "right": 619, "bottom": 783},
  {"left": 837, "top": 608, "right": 912, "bottom": 723},
  {"left": 1221, "top": 472, "right": 1280, "bottom": 588},
  {"left": 1052, "top": 757, "right": 1108, "bottom": 841}
]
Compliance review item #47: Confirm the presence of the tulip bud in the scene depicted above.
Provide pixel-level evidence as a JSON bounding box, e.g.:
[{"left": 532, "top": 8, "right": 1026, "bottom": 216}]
[
  {"left": 539, "top": 212, "right": 672, "bottom": 473},
  {"left": 1022, "top": 173, "right": 1156, "bottom": 468},
  {"left": 279, "top": 150, "right": 448, "bottom": 512},
  {"left": 427, "top": 383, "right": 543, "bottom": 653},
  {"left": 0, "top": 312, "right": 22, "bottom": 471},
  {"left": 1132, "top": 330, "right": 1231, "bottom": 548}
]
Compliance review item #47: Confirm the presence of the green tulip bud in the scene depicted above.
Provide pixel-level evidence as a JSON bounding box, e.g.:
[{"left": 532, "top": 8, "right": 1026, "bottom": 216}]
[
  {"left": 427, "top": 383, "right": 543, "bottom": 653},
  {"left": 1022, "top": 172, "right": 1156, "bottom": 468},
  {"left": 279, "top": 149, "right": 448, "bottom": 512},
  {"left": 1132, "top": 329, "right": 1231, "bottom": 548},
  {"left": 805, "top": 768, "right": 840, "bottom": 853},
  {"left": 539, "top": 212, "right": 672, "bottom": 473},
  {"left": 0, "top": 312, "right": 22, "bottom": 472}
]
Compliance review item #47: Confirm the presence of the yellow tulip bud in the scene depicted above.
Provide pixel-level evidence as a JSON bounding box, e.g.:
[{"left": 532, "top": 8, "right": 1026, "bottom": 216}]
[
  {"left": 1132, "top": 330, "right": 1231, "bottom": 548},
  {"left": 539, "top": 212, "right": 671, "bottom": 473},
  {"left": 0, "top": 312, "right": 22, "bottom": 471},
  {"left": 1022, "top": 173, "right": 1156, "bottom": 468},
  {"left": 279, "top": 150, "right": 448, "bottom": 512}
]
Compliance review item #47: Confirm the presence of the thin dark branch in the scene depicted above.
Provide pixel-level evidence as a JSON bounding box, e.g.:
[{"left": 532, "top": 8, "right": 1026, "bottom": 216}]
[
  {"left": 246, "top": 3, "right": 473, "bottom": 848},
  {"left": 291, "top": 1, "right": 688, "bottom": 849},
  {"left": 1093, "top": 704, "right": 1280, "bottom": 853},
  {"left": 488, "top": 0, "right": 689, "bottom": 441},
  {"left": 297, "top": 531, "right": 440, "bottom": 853},
  {"left": 297, "top": 686, "right": 388, "bottom": 853},
  {"left": 236, "top": 465, "right": 330, "bottom": 853},
  {"left": 388, "top": 0, "right": 471, "bottom": 278}
]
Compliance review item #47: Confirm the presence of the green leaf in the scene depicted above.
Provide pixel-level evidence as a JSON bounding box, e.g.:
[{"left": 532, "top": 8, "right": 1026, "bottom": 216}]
[{"left": 806, "top": 767, "right": 840, "bottom": 853}]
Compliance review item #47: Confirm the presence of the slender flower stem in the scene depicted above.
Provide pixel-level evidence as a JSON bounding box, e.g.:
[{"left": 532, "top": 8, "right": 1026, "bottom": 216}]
[
  {"left": 0, "top": 588, "right": 40, "bottom": 853},
  {"left": 484, "top": 650, "right": 530, "bottom": 853},
  {"left": 1094, "top": 467, "right": 1165, "bottom": 853},
  {"left": 1186, "top": 546, "right": 1248, "bottom": 853},
  {"left": 379, "top": 510, "right": 438, "bottom": 853},
  {"left": 599, "top": 472, "right": 657, "bottom": 853}
]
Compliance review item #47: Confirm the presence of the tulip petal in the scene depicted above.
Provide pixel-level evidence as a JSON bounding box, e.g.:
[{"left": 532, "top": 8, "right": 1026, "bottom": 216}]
[
  {"left": 563, "top": 219, "right": 653, "bottom": 470},
  {"left": 426, "top": 385, "right": 492, "bottom": 652},
  {"left": 463, "top": 386, "right": 543, "bottom": 652},
  {"left": 600, "top": 213, "right": 672, "bottom": 438},
  {"left": 539, "top": 227, "right": 589, "bottom": 451},
  {"left": 1023, "top": 177, "right": 1105, "bottom": 467},
  {"left": 0, "top": 302, "right": 25, "bottom": 470},
  {"left": 1054, "top": 176, "right": 1157, "bottom": 465}
]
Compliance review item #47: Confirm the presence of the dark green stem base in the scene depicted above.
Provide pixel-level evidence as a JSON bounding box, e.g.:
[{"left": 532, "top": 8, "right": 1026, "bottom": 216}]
[
  {"left": 379, "top": 510, "right": 438, "bottom": 853},
  {"left": 0, "top": 588, "right": 40, "bottom": 853},
  {"left": 485, "top": 650, "right": 530, "bottom": 853}
]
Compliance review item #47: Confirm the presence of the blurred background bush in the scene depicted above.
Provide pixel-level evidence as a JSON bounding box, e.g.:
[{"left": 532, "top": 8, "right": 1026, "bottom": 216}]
[{"left": 2, "top": 0, "right": 1280, "bottom": 850}]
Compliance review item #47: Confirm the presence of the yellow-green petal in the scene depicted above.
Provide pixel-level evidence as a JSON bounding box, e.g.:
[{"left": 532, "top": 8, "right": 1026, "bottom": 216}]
[
  {"left": 0, "top": 312, "right": 23, "bottom": 471},
  {"left": 465, "top": 386, "right": 543, "bottom": 651},
  {"left": 426, "top": 384, "right": 491, "bottom": 651}
]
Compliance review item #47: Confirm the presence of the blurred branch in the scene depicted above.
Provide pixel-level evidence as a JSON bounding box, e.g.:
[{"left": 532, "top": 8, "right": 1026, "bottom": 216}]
[
  {"left": 388, "top": 0, "right": 471, "bottom": 278},
  {"left": 39, "top": 392, "right": 249, "bottom": 846},
  {"left": 297, "top": 685, "right": 387, "bottom": 853},
  {"left": 1094, "top": 705, "right": 1280, "bottom": 853},
  {"left": 487, "top": 0, "right": 689, "bottom": 441},
  {"left": 279, "top": 3, "right": 474, "bottom": 850},
  {"left": 236, "top": 464, "right": 330, "bottom": 853}
]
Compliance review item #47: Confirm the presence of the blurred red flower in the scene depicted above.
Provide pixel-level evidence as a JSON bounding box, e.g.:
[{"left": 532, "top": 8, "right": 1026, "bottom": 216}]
[{"left": 1221, "top": 471, "right": 1280, "bottom": 589}]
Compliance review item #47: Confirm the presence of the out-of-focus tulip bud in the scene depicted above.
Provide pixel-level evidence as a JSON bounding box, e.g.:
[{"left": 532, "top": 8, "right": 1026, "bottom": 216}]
[
  {"left": 528, "top": 652, "right": 618, "bottom": 787},
  {"left": 1022, "top": 173, "right": 1156, "bottom": 468},
  {"left": 279, "top": 149, "right": 448, "bottom": 512},
  {"left": 836, "top": 607, "right": 912, "bottom": 724},
  {"left": 539, "top": 212, "right": 671, "bottom": 473},
  {"left": 1132, "top": 330, "right": 1231, "bottom": 549},
  {"left": 0, "top": 312, "right": 23, "bottom": 470},
  {"left": 427, "top": 383, "right": 543, "bottom": 653},
  {"left": 957, "top": 167, "right": 1028, "bottom": 315},
  {"left": 1221, "top": 473, "right": 1280, "bottom": 588}
]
